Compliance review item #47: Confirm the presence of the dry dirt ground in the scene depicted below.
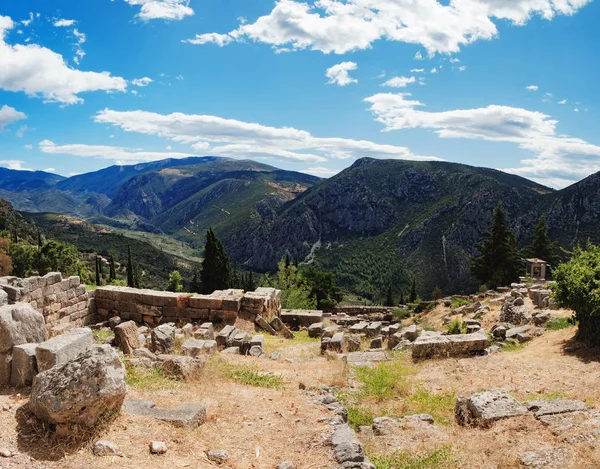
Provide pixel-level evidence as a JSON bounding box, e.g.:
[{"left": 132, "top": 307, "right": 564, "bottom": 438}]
[{"left": 1, "top": 307, "right": 600, "bottom": 468}]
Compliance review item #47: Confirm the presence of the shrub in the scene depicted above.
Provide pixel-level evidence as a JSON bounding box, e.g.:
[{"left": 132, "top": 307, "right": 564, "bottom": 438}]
[
  {"left": 392, "top": 308, "right": 411, "bottom": 321},
  {"left": 447, "top": 318, "right": 466, "bottom": 335},
  {"left": 545, "top": 317, "right": 574, "bottom": 331},
  {"left": 450, "top": 298, "right": 470, "bottom": 309},
  {"left": 552, "top": 242, "right": 600, "bottom": 345},
  {"left": 354, "top": 361, "right": 416, "bottom": 401}
]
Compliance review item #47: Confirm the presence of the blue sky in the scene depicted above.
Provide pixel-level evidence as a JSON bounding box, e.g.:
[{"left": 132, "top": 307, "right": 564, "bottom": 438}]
[{"left": 0, "top": 0, "right": 598, "bottom": 188}]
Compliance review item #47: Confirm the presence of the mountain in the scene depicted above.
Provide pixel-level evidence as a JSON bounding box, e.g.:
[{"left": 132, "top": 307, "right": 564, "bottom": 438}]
[{"left": 0, "top": 168, "right": 64, "bottom": 191}]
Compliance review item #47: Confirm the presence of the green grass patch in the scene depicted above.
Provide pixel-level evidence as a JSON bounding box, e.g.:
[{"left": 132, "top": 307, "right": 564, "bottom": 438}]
[
  {"left": 404, "top": 387, "right": 456, "bottom": 426},
  {"left": 502, "top": 341, "right": 527, "bottom": 352},
  {"left": 446, "top": 318, "right": 466, "bottom": 335},
  {"left": 354, "top": 360, "right": 417, "bottom": 401},
  {"left": 93, "top": 329, "right": 114, "bottom": 343},
  {"left": 125, "top": 363, "right": 179, "bottom": 391},
  {"left": 348, "top": 405, "right": 376, "bottom": 430},
  {"left": 450, "top": 298, "right": 470, "bottom": 309},
  {"left": 263, "top": 330, "right": 319, "bottom": 354},
  {"left": 222, "top": 363, "right": 286, "bottom": 390},
  {"left": 371, "top": 446, "right": 454, "bottom": 469},
  {"left": 523, "top": 391, "right": 565, "bottom": 401},
  {"left": 545, "top": 317, "right": 574, "bottom": 331},
  {"left": 392, "top": 308, "right": 411, "bottom": 321}
]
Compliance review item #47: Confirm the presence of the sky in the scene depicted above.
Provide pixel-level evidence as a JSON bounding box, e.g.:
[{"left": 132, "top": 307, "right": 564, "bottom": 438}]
[{"left": 0, "top": 0, "right": 598, "bottom": 189}]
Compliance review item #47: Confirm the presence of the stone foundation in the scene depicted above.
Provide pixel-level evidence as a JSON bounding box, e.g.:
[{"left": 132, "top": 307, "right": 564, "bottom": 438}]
[{"left": 0, "top": 273, "right": 96, "bottom": 336}]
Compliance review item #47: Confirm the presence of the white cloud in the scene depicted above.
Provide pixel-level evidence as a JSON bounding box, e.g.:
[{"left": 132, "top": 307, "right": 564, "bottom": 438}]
[
  {"left": 415, "top": 51, "right": 424, "bottom": 60},
  {"left": 184, "top": 32, "right": 234, "bottom": 46},
  {"left": 0, "top": 15, "right": 127, "bottom": 105},
  {"left": 132, "top": 77, "right": 153, "bottom": 87},
  {"left": 123, "top": 0, "right": 194, "bottom": 21},
  {"left": 187, "top": 0, "right": 591, "bottom": 55},
  {"left": 558, "top": 99, "right": 567, "bottom": 105},
  {"left": 131, "top": 90, "right": 139, "bottom": 95},
  {"left": 43, "top": 167, "right": 56, "bottom": 173},
  {"left": 15, "top": 125, "right": 29, "bottom": 138},
  {"left": 458, "top": 65, "right": 466, "bottom": 72},
  {"left": 54, "top": 19, "right": 76, "bottom": 27},
  {"left": 176, "top": 75, "right": 184, "bottom": 80},
  {"left": 304, "top": 166, "right": 339, "bottom": 177},
  {"left": 364, "top": 92, "right": 600, "bottom": 188},
  {"left": 72, "top": 28, "right": 86, "bottom": 64},
  {"left": 0, "top": 105, "right": 26, "bottom": 130},
  {"left": 24, "top": 144, "right": 33, "bottom": 150},
  {"left": 93, "top": 108, "right": 441, "bottom": 164},
  {"left": 0, "top": 160, "right": 32, "bottom": 171},
  {"left": 525, "top": 85, "right": 539, "bottom": 91},
  {"left": 410, "top": 68, "right": 425, "bottom": 73},
  {"left": 325, "top": 62, "right": 358, "bottom": 86},
  {"left": 382, "top": 76, "right": 415, "bottom": 88},
  {"left": 449, "top": 57, "right": 460, "bottom": 63},
  {"left": 574, "top": 108, "right": 579, "bottom": 113},
  {"left": 39, "top": 140, "right": 194, "bottom": 163},
  {"left": 430, "top": 67, "right": 438, "bottom": 74}
]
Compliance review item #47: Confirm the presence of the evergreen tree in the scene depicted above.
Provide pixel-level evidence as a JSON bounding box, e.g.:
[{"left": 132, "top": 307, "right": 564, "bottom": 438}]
[
  {"left": 127, "top": 245, "right": 134, "bottom": 288},
  {"left": 167, "top": 270, "right": 183, "bottom": 292},
  {"left": 109, "top": 255, "right": 116, "bottom": 282},
  {"left": 399, "top": 291, "right": 405, "bottom": 305},
  {"left": 200, "top": 228, "right": 231, "bottom": 294},
  {"left": 190, "top": 269, "right": 201, "bottom": 293},
  {"left": 231, "top": 264, "right": 241, "bottom": 289},
  {"left": 471, "top": 201, "right": 522, "bottom": 288},
  {"left": 285, "top": 254, "right": 291, "bottom": 268},
  {"left": 526, "top": 215, "right": 558, "bottom": 267},
  {"left": 37, "top": 230, "right": 43, "bottom": 248},
  {"left": 245, "top": 271, "right": 256, "bottom": 292},
  {"left": 408, "top": 278, "right": 417, "bottom": 303},
  {"left": 384, "top": 285, "right": 394, "bottom": 307},
  {"left": 432, "top": 286, "right": 442, "bottom": 300},
  {"left": 95, "top": 256, "right": 101, "bottom": 286}
]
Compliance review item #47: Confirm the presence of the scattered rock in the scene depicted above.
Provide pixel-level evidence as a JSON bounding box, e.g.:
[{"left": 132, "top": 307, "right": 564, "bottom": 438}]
[
  {"left": 520, "top": 446, "right": 572, "bottom": 468},
  {"left": 276, "top": 461, "right": 295, "bottom": 469},
  {"left": 11, "top": 343, "right": 38, "bottom": 387},
  {"left": 331, "top": 424, "right": 365, "bottom": 463},
  {"left": 207, "top": 449, "right": 229, "bottom": 463},
  {"left": 526, "top": 399, "right": 588, "bottom": 418},
  {"left": 308, "top": 322, "right": 324, "bottom": 338},
  {"left": 93, "top": 440, "right": 123, "bottom": 457},
  {"left": 151, "top": 324, "right": 175, "bottom": 354},
  {"left": 149, "top": 441, "right": 167, "bottom": 455},
  {"left": 114, "top": 321, "right": 142, "bottom": 355},
  {"left": 459, "top": 391, "right": 527, "bottom": 427},
  {"left": 159, "top": 354, "right": 205, "bottom": 380},
  {"left": 369, "top": 337, "right": 383, "bottom": 349},
  {"left": 123, "top": 398, "right": 206, "bottom": 428},
  {"left": 30, "top": 345, "right": 127, "bottom": 429},
  {"left": 0, "top": 446, "right": 13, "bottom": 458},
  {"left": 347, "top": 335, "right": 361, "bottom": 352},
  {"left": 108, "top": 316, "right": 122, "bottom": 330}
]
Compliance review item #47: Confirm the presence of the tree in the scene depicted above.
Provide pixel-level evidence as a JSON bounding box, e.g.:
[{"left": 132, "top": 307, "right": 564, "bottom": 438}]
[
  {"left": 200, "top": 228, "right": 231, "bottom": 294},
  {"left": 190, "top": 269, "right": 201, "bottom": 293},
  {"left": 553, "top": 242, "right": 600, "bottom": 345},
  {"left": 8, "top": 242, "right": 35, "bottom": 277},
  {"left": 384, "top": 285, "right": 394, "bottom": 307},
  {"left": 36, "top": 240, "right": 79, "bottom": 276},
  {"left": 399, "top": 291, "right": 405, "bottom": 305},
  {"left": 244, "top": 271, "right": 256, "bottom": 292},
  {"left": 231, "top": 264, "right": 241, "bottom": 289},
  {"left": 0, "top": 238, "right": 12, "bottom": 276},
  {"left": 95, "top": 256, "right": 101, "bottom": 286},
  {"left": 526, "top": 214, "right": 558, "bottom": 267},
  {"left": 301, "top": 267, "right": 343, "bottom": 309},
  {"left": 267, "top": 258, "right": 317, "bottom": 309},
  {"left": 109, "top": 255, "right": 116, "bottom": 282},
  {"left": 432, "top": 286, "right": 442, "bottom": 301},
  {"left": 127, "top": 245, "right": 134, "bottom": 288},
  {"left": 471, "top": 201, "right": 521, "bottom": 289},
  {"left": 167, "top": 270, "right": 183, "bottom": 292},
  {"left": 408, "top": 278, "right": 417, "bottom": 303}
]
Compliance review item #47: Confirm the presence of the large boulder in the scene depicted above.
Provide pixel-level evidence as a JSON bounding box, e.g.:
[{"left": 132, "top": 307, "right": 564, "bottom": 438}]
[
  {"left": 29, "top": 345, "right": 127, "bottom": 429},
  {"left": 35, "top": 328, "right": 94, "bottom": 372},
  {"left": 158, "top": 355, "right": 205, "bottom": 380},
  {"left": 151, "top": 324, "right": 175, "bottom": 354}
]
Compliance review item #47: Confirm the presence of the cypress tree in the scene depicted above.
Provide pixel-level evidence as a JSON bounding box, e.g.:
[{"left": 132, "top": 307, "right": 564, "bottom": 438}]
[
  {"left": 384, "top": 285, "right": 394, "bottom": 307},
  {"left": 471, "top": 201, "right": 521, "bottom": 288},
  {"left": 127, "top": 245, "right": 134, "bottom": 288},
  {"left": 526, "top": 215, "right": 558, "bottom": 266},
  {"left": 95, "top": 256, "right": 100, "bottom": 286},
  {"left": 200, "top": 228, "right": 231, "bottom": 294},
  {"left": 37, "top": 230, "right": 43, "bottom": 248},
  {"left": 109, "top": 255, "right": 116, "bottom": 282},
  {"left": 408, "top": 278, "right": 417, "bottom": 303},
  {"left": 399, "top": 291, "right": 405, "bottom": 305}
]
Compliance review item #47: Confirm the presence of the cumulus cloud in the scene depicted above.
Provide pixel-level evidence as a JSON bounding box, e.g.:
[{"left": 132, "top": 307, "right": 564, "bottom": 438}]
[
  {"left": 558, "top": 99, "right": 567, "bottom": 105},
  {"left": 132, "top": 77, "right": 153, "bottom": 87},
  {"left": 93, "top": 108, "right": 441, "bottom": 164},
  {"left": 185, "top": 32, "right": 233, "bottom": 46},
  {"left": 0, "top": 160, "right": 32, "bottom": 171},
  {"left": 382, "top": 76, "right": 416, "bottom": 88},
  {"left": 123, "top": 0, "right": 194, "bottom": 21},
  {"left": 525, "top": 85, "right": 539, "bottom": 91},
  {"left": 0, "top": 15, "right": 127, "bottom": 105},
  {"left": 0, "top": 105, "right": 27, "bottom": 131},
  {"left": 325, "top": 62, "right": 358, "bottom": 86},
  {"left": 54, "top": 19, "right": 76, "bottom": 27},
  {"left": 187, "top": 0, "right": 591, "bottom": 55},
  {"left": 39, "top": 140, "right": 194, "bottom": 163},
  {"left": 364, "top": 92, "right": 600, "bottom": 188}
]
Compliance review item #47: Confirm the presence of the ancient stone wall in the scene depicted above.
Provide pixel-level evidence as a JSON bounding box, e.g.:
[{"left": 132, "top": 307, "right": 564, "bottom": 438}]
[
  {"left": 0, "top": 273, "right": 96, "bottom": 336},
  {"left": 95, "top": 286, "right": 281, "bottom": 325},
  {"left": 324, "top": 306, "right": 394, "bottom": 316}
]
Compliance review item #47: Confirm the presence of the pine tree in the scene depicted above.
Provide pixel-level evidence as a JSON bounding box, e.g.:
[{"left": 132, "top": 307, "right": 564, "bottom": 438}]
[
  {"left": 399, "top": 291, "right": 405, "bottom": 305},
  {"left": 95, "top": 256, "right": 101, "bottom": 286},
  {"left": 384, "top": 285, "right": 394, "bottom": 307},
  {"left": 408, "top": 278, "right": 417, "bottom": 303},
  {"left": 231, "top": 265, "right": 241, "bottom": 289},
  {"left": 37, "top": 230, "right": 43, "bottom": 248},
  {"left": 246, "top": 272, "right": 256, "bottom": 292},
  {"left": 526, "top": 215, "right": 558, "bottom": 266},
  {"left": 127, "top": 245, "right": 134, "bottom": 288},
  {"left": 109, "top": 255, "right": 116, "bottom": 282},
  {"left": 200, "top": 228, "right": 231, "bottom": 294},
  {"left": 432, "top": 286, "right": 442, "bottom": 300},
  {"left": 471, "top": 201, "right": 522, "bottom": 288}
]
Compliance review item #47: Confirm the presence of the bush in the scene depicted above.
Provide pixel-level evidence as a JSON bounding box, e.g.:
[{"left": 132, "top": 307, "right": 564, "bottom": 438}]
[
  {"left": 392, "top": 308, "right": 411, "bottom": 321},
  {"left": 447, "top": 318, "right": 466, "bottom": 335},
  {"left": 552, "top": 243, "right": 600, "bottom": 345}
]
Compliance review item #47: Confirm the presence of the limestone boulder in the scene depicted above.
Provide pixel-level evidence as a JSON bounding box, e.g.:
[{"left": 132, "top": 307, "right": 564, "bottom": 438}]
[
  {"left": 35, "top": 328, "right": 94, "bottom": 372},
  {"left": 114, "top": 321, "right": 142, "bottom": 355},
  {"left": 151, "top": 324, "right": 175, "bottom": 354},
  {"left": 29, "top": 345, "right": 126, "bottom": 428},
  {"left": 158, "top": 355, "right": 205, "bottom": 380},
  {"left": 0, "top": 304, "right": 47, "bottom": 354}
]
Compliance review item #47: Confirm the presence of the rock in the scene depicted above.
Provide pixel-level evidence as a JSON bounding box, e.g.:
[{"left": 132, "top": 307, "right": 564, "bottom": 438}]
[
  {"left": 349, "top": 322, "right": 368, "bottom": 334},
  {"left": 372, "top": 414, "right": 434, "bottom": 435},
  {"left": 222, "top": 346, "right": 240, "bottom": 354},
  {"left": 281, "top": 309, "right": 323, "bottom": 328},
  {"left": 159, "top": 355, "right": 205, "bottom": 380},
  {"left": 533, "top": 311, "right": 552, "bottom": 325},
  {"left": 10, "top": 343, "right": 38, "bottom": 387},
  {"left": 276, "top": 461, "right": 295, "bottom": 469},
  {"left": 181, "top": 323, "right": 194, "bottom": 338},
  {"left": 331, "top": 424, "right": 365, "bottom": 463},
  {"left": 412, "top": 331, "right": 489, "bottom": 359},
  {"left": 369, "top": 337, "right": 383, "bottom": 349},
  {"left": 123, "top": 398, "right": 206, "bottom": 428},
  {"left": 203, "top": 340, "right": 217, "bottom": 354},
  {"left": 484, "top": 345, "right": 501, "bottom": 355},
  {"left": 207, "top": 449, "right": 229, "bottom": 463},
  {"left": 195, "top": 322, "right": 215, "bottom": 340},
  {"left": 250, "top": 334, "right": 264, "bottom": 350},
  {"left": 151, "top": 324, "right": 175, "bottom": 354},
  {"left": 365, "top": 322, "right": 382, "bottom": 338},
  {"left": 346, "top": 350, "right": 388, "bottom": 366},
  {"left": 400, "top": 324, "right": 419, "bottom": 342},
  {"left": 108, "top": 316, "right": 122, "bottom": 330},
  {"left": 329, "top": 332, "right": 345, "bottom": 353},
  {"left": 492, "top": 325, "right": 507, "bottom": 339},
  {"left": 526, "top": 399, "right": 588, "bottom": 418},
  {"left": 255, "top": 315, "right": 277, "bottom": 336},
  {"left": 0, "top": 304, "right": 47, "bottom": 354},
  {"left": 30, "top": 345, "right": 127, "bottom": 429},
  {"left": 131, "top": 347, "right": 157, "bottom": 360},
  {"left": 93, "top": 440, "right": 123, "bottom": 457},
  {"left": 516, "top": 333, "right": 532, "bottom": 343},
  {"left": 347, "top": 335, "right": 361, "bottom": 352},
  {"left": 520, "top": 446, "right": 572, "bottom": 469},
  {"left": 248, "top": 345, "right": 262, "bottom": 357},
  {"left": 35, "top": 327, "right": 94, "bottom": 373},
  {"left": 216, "top": 325, "right": 236, "bottom": 347},
  {"left": 308, "top": 322, "right": 324, "bottom": 338},
  {"left": 464, "top": 391, "right": 527, "bottom": 427},
  {"left": 501, "top": 297, "right": 530, "bottom": 325},
  {"left": 269, "top": 316, "right": 285, "bottom": 332},
  {"left": 181, "top": 339, "right": 206, "bottom": 358},
  {"left": 0, "top": 446, "right": 13, "bottom": 457},
  {"left": 114, "top": 321, "right": 142, "bottom": 355},
  {"left": 149, "top": 441, "right": 167, "bottom": 455}
]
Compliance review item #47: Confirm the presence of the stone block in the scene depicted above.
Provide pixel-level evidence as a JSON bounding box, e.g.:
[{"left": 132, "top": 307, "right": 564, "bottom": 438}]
[
  {"left": 181, "top": 339, "right": 206, "bottom": 358},
  {"left": 114, "top": 321, "right": 142, "bottom": 355},
  {"left": 308, "top": 322, "right": 324, "bottom": 338},
  {"left": 280, "top": 309, "right": 323, "bottom": 328},
  {"left": 0, "top": 353, "right": 11, "bottom": 386},
  {"left": 216, "top": 325, "right": 236, "bottom": 347},
  {"left": 159, "top": 355, "right": 205, "bottom": 380},
  {"left": 466, "top": 391, "right": 527, "bottom": 426},
  {"left": 347, "top": 335, "right": 361, "bottom": 352},
  {"left": 269, "top": 316, "right": 285, "bottom": 332},
  {"left": 255, "top": 315, "right": 277, "bottom": 335},
  {"left": 43, "top": 272, "right": 62, "bottom": 286},
  {"left": 11, "top": 343, "right": 38, "bottom": 387},
  {"left": 151, "top": 324, "right": 175, "bottom": 354},
  {"left": 349, "top": 322, "right": 369, "bottom": 334},
  {"left": 369, "top": 337, "right": 383, "bottom": 349},
  {"left": 366, "top": 322, "right": 382, "bottom": 338},
  {"left": 330, "top": 332, "right": 345, "bottom": 353},
  {"left": 35, "top": 327, "right": 94, "bottom": 372},
  {"left": 526, "top": 399, "right": 588, "bottom": 418},
  {"left": 0, "top": 303, "right": 48, "bottom": 354},
  {"left": 123, "top": 398, "right": 206, "bottom": 428}
]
